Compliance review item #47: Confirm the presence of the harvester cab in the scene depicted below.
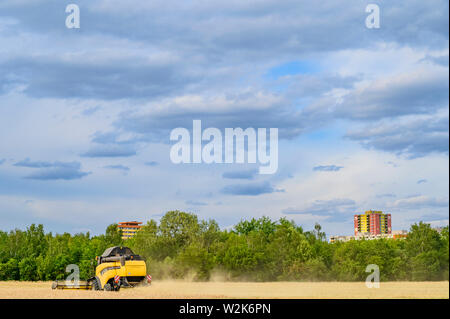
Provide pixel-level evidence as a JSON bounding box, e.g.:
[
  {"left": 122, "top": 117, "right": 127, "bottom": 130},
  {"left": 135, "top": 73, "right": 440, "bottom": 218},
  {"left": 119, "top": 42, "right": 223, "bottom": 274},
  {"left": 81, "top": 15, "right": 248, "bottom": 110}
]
[{"left": 52, "top": 246, "right": 151, "bottom": 291}]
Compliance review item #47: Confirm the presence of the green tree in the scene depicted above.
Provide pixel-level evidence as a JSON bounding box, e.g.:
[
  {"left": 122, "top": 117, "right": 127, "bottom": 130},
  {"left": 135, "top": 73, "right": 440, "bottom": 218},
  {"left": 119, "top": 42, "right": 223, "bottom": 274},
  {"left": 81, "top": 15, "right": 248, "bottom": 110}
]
[
  {"left": 405, "top": 222, "right": 444, "bottom": 280},
  {"left": 234, "top": 216, "right": 276, "bottom": 238},
  {"left": 18, "top": 257, "right": 38, "bottom": 281},
  {"left": 105, "top": 224, "right": 123, "bottom": 246},
  {"left": 0, "top": 216, "right": 448, "bottom": 282},
  {"left": 439, "top": 226, "right": 449, "bottom": 280},
  {"left": 158, "top": 211, "right": 200, "bottom": 257},
  {"left": 0, "top": 258, "right": 20, "bottom": 280}
]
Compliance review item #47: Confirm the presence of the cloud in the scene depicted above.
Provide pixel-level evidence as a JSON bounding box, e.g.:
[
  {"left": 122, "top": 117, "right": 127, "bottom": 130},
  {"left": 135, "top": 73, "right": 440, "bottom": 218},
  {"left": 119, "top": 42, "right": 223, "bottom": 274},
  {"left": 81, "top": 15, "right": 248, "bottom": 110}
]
[
  {"left": 376, "top": 193, "right": 397, "bottom": 198},
  {"left": 81, "top": 144, "right": 137, "bottom": 157},
  {"left": 2, "top": 0, "right": 448, "bottom": 51},
  {"left": 222, "top": 169, "right": 258, "bottom": 180},
  {"left": 13, "top": 159, "right": 91, "bottom": 181},
  {"left": 1, "top": 1, "right": 448, "bottom": 105},
  {"left": 416, "top": 213, "right": 449, "bottom": 222},
  {"left": 283, "top": 198, "right": 356, "bottom": 215},
  {"left": 14, "top": 159, "right": 80, "bottom": 169},
  {"left": 420, "top": 54, "right": 449, "bottom": 67},
  {"left": 345, "top": 112, "right": 449, "bottom": 158},
  {"left": 112, "top": 66, "right": 447, "bottom": 146},
  {"left": 24, "top": 168, "right": 91, "bottom": 181},
  {"left": 417, "top": 179, "right": 428, "bottom": 184},
  {"left": 390, "top": 195, "right": 449, "bottom": 209},
  {"left": 116, "top": 91, "right": 309, "bottom": 142},
  {"left": 313, "top": 165, "right": 343, "bottom": 172},
  {"left": 185, "top": 200, "right": 208, "bottom": 206},
  {"left": 144, "top": 161, "right": 159, "bottom": 167},
  {"left": 281, "top": 73, "right": 361, "bottom": 98},
  {"left": 104, "top": 165, "right": 130, "bottom": 173},
  {"left": 385, "top": 161, "right": 399, "bottom": 167},
  {"left": 82, "top": 106, "right": 101, "bottom": 116},
  {"left": 282, "top": 198, "right": 357, "bottom": 222},
  {"left": 221, "top": 181, "right": 278, "bottom": 196},
  {"left": 334, "top": 68, "right": 449, "bottom": 121},
  {"left": 91, "top": 131, "right": 126, "bottom": 145},
  {"left": 0, "top": 55, "right": 196, "bottom": 100},
  {"left": 0, "top": 159, "right": 5, "bottom": 165}
]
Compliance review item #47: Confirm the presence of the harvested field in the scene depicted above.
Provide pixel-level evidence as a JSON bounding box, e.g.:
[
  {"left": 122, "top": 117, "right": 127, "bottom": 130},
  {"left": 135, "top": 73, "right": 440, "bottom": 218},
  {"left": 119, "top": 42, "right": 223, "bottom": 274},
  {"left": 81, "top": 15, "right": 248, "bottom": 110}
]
[{"left": 0, "top": 281, "right": 448, "bottom": 299}]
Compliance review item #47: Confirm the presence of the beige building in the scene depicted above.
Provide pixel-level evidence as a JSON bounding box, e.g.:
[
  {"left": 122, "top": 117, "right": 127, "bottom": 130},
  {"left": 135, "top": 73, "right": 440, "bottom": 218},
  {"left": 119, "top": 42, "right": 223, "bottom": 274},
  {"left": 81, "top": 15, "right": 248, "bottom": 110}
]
[{"left": 118, "top": 221, "right": 142, "bottom": 239}]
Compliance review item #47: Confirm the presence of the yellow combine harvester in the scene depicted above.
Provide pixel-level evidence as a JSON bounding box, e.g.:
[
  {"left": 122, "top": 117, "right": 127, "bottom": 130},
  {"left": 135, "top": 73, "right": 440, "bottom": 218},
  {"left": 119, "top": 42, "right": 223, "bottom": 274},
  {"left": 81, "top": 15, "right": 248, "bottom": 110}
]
[{"left": 52, "top": 246, "right": 151, "bottom": 291}]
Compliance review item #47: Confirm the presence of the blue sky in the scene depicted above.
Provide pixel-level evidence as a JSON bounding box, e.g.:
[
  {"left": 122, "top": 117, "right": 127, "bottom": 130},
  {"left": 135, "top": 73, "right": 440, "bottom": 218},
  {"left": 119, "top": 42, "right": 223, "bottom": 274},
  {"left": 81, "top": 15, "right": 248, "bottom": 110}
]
[{"left": 0, "top": 0, "right": 448, "bottom": 236}]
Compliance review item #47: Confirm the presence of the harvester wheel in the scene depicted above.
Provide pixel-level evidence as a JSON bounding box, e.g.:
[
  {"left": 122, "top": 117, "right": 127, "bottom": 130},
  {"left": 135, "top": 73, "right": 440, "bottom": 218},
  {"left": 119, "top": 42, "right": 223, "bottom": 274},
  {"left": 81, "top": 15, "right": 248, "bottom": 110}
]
[
  {"left": 104, "top": 283, "right": 113, "bottom": 291},
  {"left": 91, "top": 278, "right": 101, "bottom": 291}
]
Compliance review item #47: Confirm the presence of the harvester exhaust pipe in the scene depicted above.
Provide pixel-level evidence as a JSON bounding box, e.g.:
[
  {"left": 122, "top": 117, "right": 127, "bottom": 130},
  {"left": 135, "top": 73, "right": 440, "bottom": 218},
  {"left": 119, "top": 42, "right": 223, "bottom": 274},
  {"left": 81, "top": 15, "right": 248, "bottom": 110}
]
[{"left": 101, "top": 256, "right": 126, "bottom": 266}]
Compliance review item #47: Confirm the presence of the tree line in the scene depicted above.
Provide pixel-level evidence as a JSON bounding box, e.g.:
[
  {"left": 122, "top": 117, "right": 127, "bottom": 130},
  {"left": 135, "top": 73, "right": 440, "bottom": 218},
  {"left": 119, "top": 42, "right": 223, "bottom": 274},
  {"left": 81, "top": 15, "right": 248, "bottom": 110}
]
[{"left": 0, "top": 210, "right": 448, "bottom": 281}]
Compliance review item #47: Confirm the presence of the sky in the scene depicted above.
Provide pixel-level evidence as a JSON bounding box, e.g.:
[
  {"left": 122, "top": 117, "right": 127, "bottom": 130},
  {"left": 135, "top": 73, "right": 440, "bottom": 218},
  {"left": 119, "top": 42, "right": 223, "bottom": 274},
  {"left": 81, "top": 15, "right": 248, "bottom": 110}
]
[{"left": 0, "top": 0, "right": 448, "bottom": 237}]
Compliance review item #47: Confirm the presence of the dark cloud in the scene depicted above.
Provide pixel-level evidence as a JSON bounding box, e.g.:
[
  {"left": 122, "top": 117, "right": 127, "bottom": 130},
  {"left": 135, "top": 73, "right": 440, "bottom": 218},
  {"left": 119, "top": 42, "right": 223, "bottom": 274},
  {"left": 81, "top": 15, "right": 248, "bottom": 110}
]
[
  {"left": 345, "top": 113, "right": 449, "bottom": 158},
  {"left": 116, "top": 91, "right": 309, "bottom": 142},
  {"left": 1, "top": 1, "right": 447, "bottom": 161},
  {"left": 313, "top": 165, "right": 343, "bottom": 172},
  {"left": 81, "top": 144, "right": 137, "bottom": 157},
  {"left": 221, "top": 181, "right": 277, "bottom": 196},
  {"left": 13, "top": 159, "right": 90, "bottom": 180},
  {"left": 144, "top": 161, "right": 159, "bottom": 167},
  {"left": 14, "top": 159, "right": 80, "bottom": 169},
  {"left": 222, "top": 169, "right": 258, "bottom": 180},
  {"left": 1, "top": 1, "right": 447, "bottom": 101},
  {"left": 334, "top": 69, "right": 448, "bottom": 121},
  {"left": 104, "top": 164, "right": 130, "bottom": 172},
  {"left": 91, "top": 131, "right": 123, "bottom": 145},
  {"left": 13, "top": 159, "right": 91, "bottom": 181},
  {"left": 3, "top": 0, "right": 447, "bottom": 51},
  {"left": 0, "top": 56, "right": 196, "bottom": 100},
  {"left": 111, "top": 67, "right": 448, "bottom": 148},
  {"left": 420, "top": 54, "right": 449, "bottom": 67},
  {"left": 82, "top": 131, "right": 141, "bottom": 159},
  {"left": 24, "top": 167, "right": 91, "bottom": 180}
]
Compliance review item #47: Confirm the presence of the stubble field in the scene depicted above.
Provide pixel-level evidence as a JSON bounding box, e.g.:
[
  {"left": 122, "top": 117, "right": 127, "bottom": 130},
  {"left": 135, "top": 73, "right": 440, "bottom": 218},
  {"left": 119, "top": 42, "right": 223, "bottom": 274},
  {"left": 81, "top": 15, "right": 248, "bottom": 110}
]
[{"left": 0, "top": 281, "right": 448, "bottom": 299}]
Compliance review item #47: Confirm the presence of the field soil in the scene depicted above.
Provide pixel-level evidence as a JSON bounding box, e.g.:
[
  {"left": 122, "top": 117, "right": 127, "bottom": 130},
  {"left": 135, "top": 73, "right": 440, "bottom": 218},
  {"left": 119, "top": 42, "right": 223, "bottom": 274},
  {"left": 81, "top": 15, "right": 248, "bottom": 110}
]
[{"left": 0, "top": 281, "right": 448, "bottom": 299}]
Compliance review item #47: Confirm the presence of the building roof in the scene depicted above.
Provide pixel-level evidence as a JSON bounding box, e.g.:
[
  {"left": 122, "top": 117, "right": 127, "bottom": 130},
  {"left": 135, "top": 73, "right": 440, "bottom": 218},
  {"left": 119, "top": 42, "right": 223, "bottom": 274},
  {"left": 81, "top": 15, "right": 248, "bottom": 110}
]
[{"left": 118, "top": 221, "right": 142, "bottom": 225}]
